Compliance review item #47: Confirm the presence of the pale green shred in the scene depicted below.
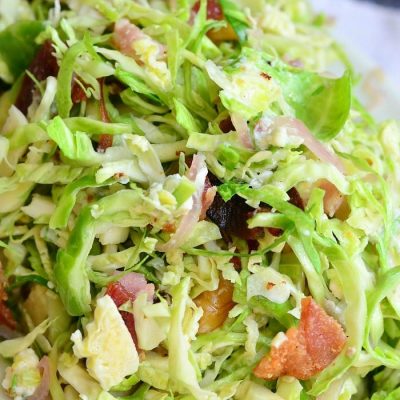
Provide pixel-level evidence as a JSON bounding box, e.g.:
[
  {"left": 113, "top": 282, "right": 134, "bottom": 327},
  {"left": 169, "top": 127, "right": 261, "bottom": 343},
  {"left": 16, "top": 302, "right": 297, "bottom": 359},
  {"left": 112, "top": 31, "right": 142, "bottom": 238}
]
[{"left": 0, "top": 0, "right": 399, "bottom": 399}]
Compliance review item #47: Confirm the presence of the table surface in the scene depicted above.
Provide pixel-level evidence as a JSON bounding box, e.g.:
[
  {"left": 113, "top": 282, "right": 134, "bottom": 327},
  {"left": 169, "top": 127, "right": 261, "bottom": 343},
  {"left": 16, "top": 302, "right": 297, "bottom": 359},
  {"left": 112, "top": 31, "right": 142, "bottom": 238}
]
[
  {"left": 365, "top": 0, "right": 400, "bottom": 6},
  {"left": 311, "top": 0, "right": 400, "bottom": 119}
]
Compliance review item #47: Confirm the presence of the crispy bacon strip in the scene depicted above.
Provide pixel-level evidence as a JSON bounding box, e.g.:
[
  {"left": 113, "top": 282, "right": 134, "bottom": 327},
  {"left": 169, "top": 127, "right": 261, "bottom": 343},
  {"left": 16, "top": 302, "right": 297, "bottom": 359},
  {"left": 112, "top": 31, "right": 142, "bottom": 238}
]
[
  {"left": 71, "top": 79, "right": 87, "bottom": 104},
  {"left": 0, "top": 265, "right": 16, "bottom": 330},
  {"left": 254, "top": 297, "right": 346, "bottom": 381},
  {"left": 195, "top": 278, "right": 235, "bottom": 333},
  {"left": 106, "top": 273, "right": 154, "bottom": 345}
]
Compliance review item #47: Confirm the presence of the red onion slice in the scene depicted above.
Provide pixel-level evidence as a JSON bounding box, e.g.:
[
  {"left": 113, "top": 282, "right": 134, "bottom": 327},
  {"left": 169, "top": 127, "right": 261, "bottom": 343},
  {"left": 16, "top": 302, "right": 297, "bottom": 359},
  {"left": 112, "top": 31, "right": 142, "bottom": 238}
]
[
  {"left": 199, "top": 186, "right": 217, "bottom": 220},
  {"left": 0, "top": 325, "right": 21, "bottom": 340},
  {"left": 27, "top": 356, "right": 50, "bottom": 400},
  {"left": 231, "top": 113, "right": 253, "bottom": 149},
  {"left": 157, "top": 154, "right": 208, "bottom": 252},
  {"left": 272, "top": 116, "right": 345, "bottom": 173},
  {"left": 255, "top": 116, "right": 346, "bottom": 217},
  {"left": 317, "top": 180, "right": 344, "bottom": 218}
]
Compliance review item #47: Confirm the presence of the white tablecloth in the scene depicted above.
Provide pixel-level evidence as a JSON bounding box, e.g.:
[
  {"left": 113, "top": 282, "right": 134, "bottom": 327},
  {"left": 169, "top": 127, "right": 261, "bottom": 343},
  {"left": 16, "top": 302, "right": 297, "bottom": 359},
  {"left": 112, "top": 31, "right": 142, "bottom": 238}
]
[
  {"left": 312, "top": 0, "right": 400, "bottom": 82},
  {"left": 311, "top": 0, "right": 400, "bottom": 119}
]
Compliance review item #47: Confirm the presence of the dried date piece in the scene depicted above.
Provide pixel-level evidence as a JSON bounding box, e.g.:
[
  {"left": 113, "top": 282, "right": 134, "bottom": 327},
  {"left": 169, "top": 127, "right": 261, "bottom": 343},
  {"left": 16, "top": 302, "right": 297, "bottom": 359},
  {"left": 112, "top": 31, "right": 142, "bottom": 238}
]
[
  {"left": 15, "top": 40, "right": 59, "bottom": 115},
  {"left": 195, "top": 278, "right": 235, "bottom": 333}
]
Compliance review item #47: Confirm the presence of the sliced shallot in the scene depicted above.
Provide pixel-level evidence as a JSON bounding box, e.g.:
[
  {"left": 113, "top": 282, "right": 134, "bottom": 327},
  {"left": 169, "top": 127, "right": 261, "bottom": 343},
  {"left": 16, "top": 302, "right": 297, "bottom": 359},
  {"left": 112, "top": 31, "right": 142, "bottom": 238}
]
[
  {"left": 27, "top": 356, "right": 50, "bottom": 400},
  {"left": 231, "top": 113, "right": 253, "bottom": 149},
  {"left": 157, "top": 154, "right": 208, "bottom": 251},
  {"left": 271, "top": 116, "right": 345, "bottom": 173}
]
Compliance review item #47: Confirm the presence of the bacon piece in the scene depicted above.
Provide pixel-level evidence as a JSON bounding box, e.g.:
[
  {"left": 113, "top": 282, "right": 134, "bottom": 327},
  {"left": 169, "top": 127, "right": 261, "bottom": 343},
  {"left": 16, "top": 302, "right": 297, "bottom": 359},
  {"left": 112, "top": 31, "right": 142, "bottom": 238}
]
[
  {"left": 15, "top": 40, "right": 59, "bottom": 115},
  {"left": 0, "top": 303, "right": 16, "bottom": 330},
  {"left": 192, "top": 0, "right": 224, "bottom": 20},
  {"left": 230, "top": 256, "right": 241, "bottom": 270},
  {"left": 98, "top": 134, "right": 113, "bottom": 152},
  {"left": 71, "top": 80, "right": 87, "bottom": 104},
  {"left": 113, "top": 19, "right": 146, "bottom": 58},
  {"left": 254, "top": 297, "right": 346, "bottom": 381},
  {"left": 162, "top": 222, "right": 176, "bottom": 233},
  {"left": 106, "top": 273, "right": 154, "bottom": 344},
  {"left": 195, "top": 278, "right": 235, "bottom": 333},
  {"left": 0, "top": 265, "right": 16, "bottom": 330}
]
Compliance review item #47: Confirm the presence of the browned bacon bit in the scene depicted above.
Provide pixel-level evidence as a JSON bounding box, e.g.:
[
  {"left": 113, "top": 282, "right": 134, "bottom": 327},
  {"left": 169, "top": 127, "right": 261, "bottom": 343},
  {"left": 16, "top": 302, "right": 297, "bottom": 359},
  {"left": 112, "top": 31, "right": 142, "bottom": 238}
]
[
  {"left": 71, "top": 80, "right": 87, "bottom": 104},
  {"left": 97, "top": 78, "right": 113, "bottom": 152},
  {"left": 230, "top": 256, "right": 241, "bottom": 270},
  {"left": 195, "top": 278, "right": 235, "bottom": 333},
  {"left": 162, "top": 222, "right": 176, "bottom": 233},
  {"left": 266, "top": 282, "right": 276, "bottom": 290},
  {"left": 106, "top": 273, "right": 154, "bottom": 346},
  {"left": 254, "top": 297, "right": 346, "bottom": 381},
  {"left": 219, "top": 117, "right": 235, "bottom": 133},
  {"left": 0, "top": 264, "right": 16, "bottom": 330},
  {"left": 268, "top": 227, "right": 283, "bottom": 237},
  {"left": 260, "top": 72, "right": 272, "bottom": 80},
  {"left": 192, "top": 0, "right": 224, "bottom": 20},
  {"left": 15, "top": 40, "right": 59, "bottom": 115},
  {"left": 98, "top": 134, "right": 113, "bottom": 152}
]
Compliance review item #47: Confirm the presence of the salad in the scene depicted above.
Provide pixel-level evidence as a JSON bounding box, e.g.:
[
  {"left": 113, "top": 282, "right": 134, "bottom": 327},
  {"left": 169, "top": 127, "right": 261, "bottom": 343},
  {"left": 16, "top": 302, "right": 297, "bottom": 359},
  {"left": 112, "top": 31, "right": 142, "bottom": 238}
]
[{"left": 0, "top": 0, "right": 399, "bottom": 399}]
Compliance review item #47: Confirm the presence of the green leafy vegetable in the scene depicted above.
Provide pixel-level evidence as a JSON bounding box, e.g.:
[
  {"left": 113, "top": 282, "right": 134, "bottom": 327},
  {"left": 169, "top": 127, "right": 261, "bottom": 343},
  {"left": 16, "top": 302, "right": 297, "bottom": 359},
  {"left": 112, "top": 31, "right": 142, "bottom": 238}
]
[
  {"left": 270, "top": 65, "right": 352, "bottom": 141},
  {"left": 0, "top": 21, "right": 44, "bottom": 81}
]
